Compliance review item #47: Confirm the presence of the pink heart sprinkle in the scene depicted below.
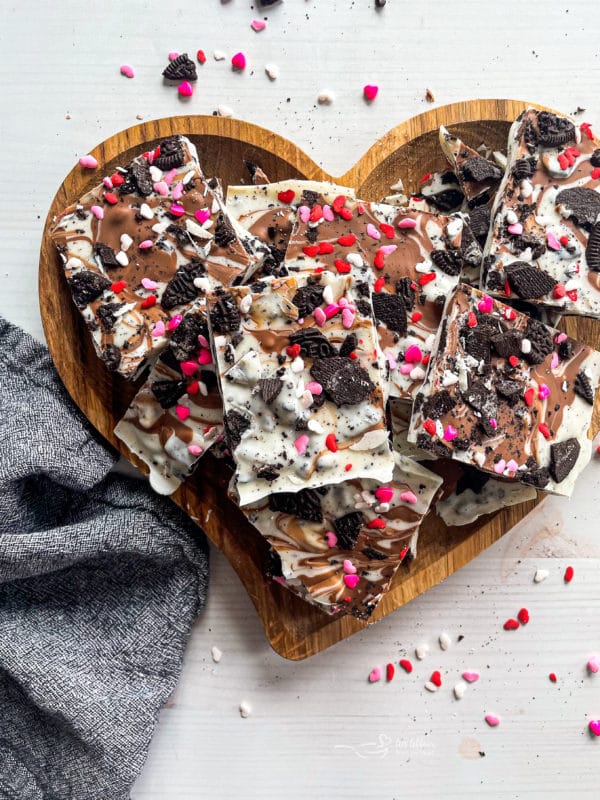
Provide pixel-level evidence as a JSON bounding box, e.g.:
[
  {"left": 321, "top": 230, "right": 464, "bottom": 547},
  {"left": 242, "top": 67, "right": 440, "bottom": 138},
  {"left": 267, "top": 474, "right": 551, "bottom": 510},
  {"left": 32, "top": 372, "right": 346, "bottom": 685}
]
[
  {"left": 375, "top": 486, "right": 394, "bottom": 504},
  {"left": 198, "top": 334, "right": 210, "bottom": 348},
  {"left": 555, "top": 332, "right": 568, "bottom": 344},
  {"left": 363, "top": 84, "right": 379, "bottom": 101},
  {"left": 507, "top": 222, "right": 523, "bottom": 235},
  {"left": 151, "top": 321, "right": 165, "bottom": 338},
  {"left": 444, "top": 425, "right": 458, "bottom": 442},
  {"left": 343, "top": 559, "right": 357, "bottom": 574},
  {"left": 398, "top": 218, "right": 417, "bottom": 229},
  {"left": 305, "top": 381, "right": 323, "bottom": 395},
  {"left": 251, "top": 18, "right": 267, "bottom": 31},
  {"left": 589, "top": 720, "right": 600, "bottom": 737},
  {"left": 462, "top": 671, "right": 480, "bottom": 683},
  {"left": 298, "top": 205, "right": 311, "bottom": 223},
  {"left": 506, "top": 459, "right": 519, "bottom": 473},
  {"left": 368, "top": 667, "right": 381, "bottom": 683},
  {"left": 153, "top": 181, "right": 169, "bottom": 196},
  {"left": 141, "top": 278, "right": 158, "bottom": 290},
  {"left": 478, "top": 296, "right": 493, "bottom": 314},
  {"left": 188, "top": 444, "right": 203, "bottom": 456},
  {"left": 139, "top": 240, "right": 153, "bottom": 250},
  {"left": 404, "top": 344, "right": 423, "bottom": 363},
  {"left": 120, "top": 64, "right": 135, "bottom": 79},
  {"left": 400, "top": 490, "right": 418, "bottom": 504},
  {"left": 79, "top": 155, "right": 98, "bottom": 169},
  {"left": 342, "top": 308, "right": 355, "bottom": 329},
  {"left": 314, "top": 307, "right": 326, "bottom": 327},
  {"left": 170, "top": 204, "right": 185, "bottom": 217},
  {"left": 538, "top": 383, "right": 550, "bottom": 399},
  {"left": 103, "top": 177, "right": 113, "bottom": 189},
  {"left": 164, "top": 169, "right": 178, "bottom": 186},
  {"left": 180, "top": 361, "right": 198, "bottom": 377},
  {"left": 231, "top": 52, "right": 247, "bottom": 70},
  {"left": 366, "top": 223, "right": 381, "bottom": 240},
  {"left": 380, "top": 245, "right": 398, "bottom": 256},
  {"left": 551, "top": 352, "right": 560, "bottom": 369},
  {"left": 90, "top": 205, "right": 104, "bottom": 220},
  {"left": 195, "top": 208, "right": 211, "bottom": 224},
  {"left": 168, "top": 315, "right": 183, "bottom": 331},
  {"left": 325, "top": 531, "right": 338, "bottom": 547},
  {"left": 400, "top": 364, "right": 412, "bottom": 375},
  {"left": 294, "top": 434, "right": 310, "bottom": 455},
  {"left": 324, "top": 303, "right": 341, "bottom": 319},
  {"left": 168, "top": 52, "right": 179, "bottom": 61},
  {"left": 198, "top": 348, "right": 213, "bottom": 365},
  {"left": 489, "top": 418, "right": 497, "bottom": 429},
  {"left": 176, "top": 405, "right": 190, "bottom": 421},
  {"left": 323, "top": 205, "right": 334, "bottom": 221},
  {"left": 485, "top": 714, "right": 500, "bottom": 727},
  {"left": 172, "top": 182, "right": 184, "bottom": 200},
  {"left": 344, "top": 574, "right": 360, "bottom": 589},
  {"left": 547, "top": 231, "right": 562, "bottom": 251},
  {"left": 587, "top": 657, "right": 600, "bottom": 674},
  {"left": 494, "top": 459, "right": 506, "bottom": 474},
  {"left": 178, "top": 81, "right": 194, "bottom": 97}
]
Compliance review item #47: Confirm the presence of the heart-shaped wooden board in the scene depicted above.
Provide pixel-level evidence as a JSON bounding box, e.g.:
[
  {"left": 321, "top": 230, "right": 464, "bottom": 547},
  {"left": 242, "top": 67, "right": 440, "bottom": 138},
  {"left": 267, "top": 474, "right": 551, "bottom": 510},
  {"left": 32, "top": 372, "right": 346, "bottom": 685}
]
[{"left": 39, "top": 99, "right": 600, "bottom": 660}]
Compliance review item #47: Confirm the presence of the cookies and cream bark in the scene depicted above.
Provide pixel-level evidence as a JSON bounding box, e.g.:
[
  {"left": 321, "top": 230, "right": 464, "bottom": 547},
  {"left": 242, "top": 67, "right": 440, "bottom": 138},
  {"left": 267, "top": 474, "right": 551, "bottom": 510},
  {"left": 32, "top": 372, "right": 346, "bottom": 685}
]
[
  {"left": 482, "top": 109, "right": 600, "bottom": 316},
  {"left": 114, "top": 308, "right": 223, "bottom": 494},
  {"left": 408, "top": 284, "right": 600, "bottom": 497},
  {"left": 439, "top": 126, "right": 504, "bottom": 208},
  {"left": 225, "top": 180, "right": 355, "bottom": 279},
  {"left": 51, "top": 135, "right": 262, "bottom": 378},
  {"left": 207, "top": 271, "right": 394, "bottom": 506},
  {"left": 243, "top": 453, "right": 442, "bottom": 619},
  {"left": 284, "top": 195, "right": 464, "bottom": 399}
]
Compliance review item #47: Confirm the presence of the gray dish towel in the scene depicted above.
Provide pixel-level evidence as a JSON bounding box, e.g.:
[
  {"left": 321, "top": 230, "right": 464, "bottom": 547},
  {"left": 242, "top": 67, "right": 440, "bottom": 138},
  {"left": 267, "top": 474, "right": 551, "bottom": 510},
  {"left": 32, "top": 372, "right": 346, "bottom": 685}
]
[{"left": 0, "top": 317, "right": 209, "bottom": 800}]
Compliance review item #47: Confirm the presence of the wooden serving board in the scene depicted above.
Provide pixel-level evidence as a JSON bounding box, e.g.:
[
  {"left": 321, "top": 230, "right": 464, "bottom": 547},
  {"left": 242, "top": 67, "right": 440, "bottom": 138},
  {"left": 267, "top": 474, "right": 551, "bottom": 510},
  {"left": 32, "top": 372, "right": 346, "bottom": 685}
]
[{"left": 39, "top": 99, "right": 600, "bottom": 661}]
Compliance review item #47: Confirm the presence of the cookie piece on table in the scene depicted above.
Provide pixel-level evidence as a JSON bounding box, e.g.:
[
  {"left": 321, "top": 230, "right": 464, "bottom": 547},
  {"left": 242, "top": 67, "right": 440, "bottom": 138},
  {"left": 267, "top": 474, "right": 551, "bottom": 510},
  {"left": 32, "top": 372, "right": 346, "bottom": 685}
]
[
  {"left": 408, "top": 283, "right": 600, "bottom": 497},
  {"left": 51, "top": 135, "right": 263, "bottom": 378},
  {"left": 207, "top": 271, "right": 394, "bottom": 506},
  {"left": 114, "top": 307, "right": 224, "bottom": 494},
  {"left": 243, "top": 453, "right": 442, "bottom": 619},
  {"left": 481, "top": 108, "right": 600, "bottom": 316}
]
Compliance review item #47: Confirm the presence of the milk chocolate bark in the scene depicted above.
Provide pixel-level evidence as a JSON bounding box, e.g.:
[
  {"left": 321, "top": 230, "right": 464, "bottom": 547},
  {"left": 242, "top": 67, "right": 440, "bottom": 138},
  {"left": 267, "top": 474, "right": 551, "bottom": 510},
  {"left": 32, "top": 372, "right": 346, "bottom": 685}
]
[
  {"left": 408, "top": 284, "right": 600, "bottom": 496},
  {"left": 52, "top": 135, "right": 262, "bottom": 378},
  {"left": 243, "top": 453, "right": 442, "bottom": 619},
  {"left": 482, "top": 108, "right": 600, "bottom": 316},
  {"left": 284, "top": 195, "right": 464, "bottom": 399},
  {"left": 225, "top": 180, "right": 355, "bottom": 279},
  {"left": 114, "top": 308, "right": 223, "bottom": 494},
  {"left": 207, "top": 271, "right": 394, "bottom": 506},
  {"left": 439, "top": 126, "right": 504, "bottom": 208},
  {"left": 435, "top": 468, "right": 536, "bottom": 526}
]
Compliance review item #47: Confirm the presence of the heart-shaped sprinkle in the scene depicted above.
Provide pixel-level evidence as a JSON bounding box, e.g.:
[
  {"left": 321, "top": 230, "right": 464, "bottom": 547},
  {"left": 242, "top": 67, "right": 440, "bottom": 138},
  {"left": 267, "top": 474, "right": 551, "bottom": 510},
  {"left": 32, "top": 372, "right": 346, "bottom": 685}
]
[
  {"left": 298, "top": 205, "right": 311, "bottom": 223},
  {"left": 120, "top": 64, "right": 135, "bottom": 79},
  {"left": 251, "top": 18, "right": 267, "bottom": 31},
  {"left": 400, "top": 490, "right": 418, "bottom": 504},
  {"left": 325, "top": 531, "right": 338, "bottom": 547},
  {"left": 547, "top": 230, "right": 562, "bottom": 251},
  {"left": 415, "top": 644, "right": 429, "bottom": 660},
  {"left": 176, "top": 405, "right": 190, "bottom": 421},
  {"left": 231, "top": 52, "right": 247, "bottom": 70},
  {"left": 139, "top": 240, "right": 153, "bottom": 250},
  {"left": 424, "top": 681, "right": 438, "bottom": 693},
  {"left": 180, "top": 361, "right": 198, "bottom": 377},
  {"left": 404, "top": 344, "right": 423, "bottom": 363},
  {"left": 485, "top": 714, "right": 500, "bottom": 727},
  {"left": 153, "top": 181, "right": 169, "bottom": 196},
  {"left": 141, "top": 277, "right": 158, "bottom": 290},
  {"left": 111, "top": 280, "right": 127, "bottom": 293},
  {"left": 277, "top": 189, "right": 295, "bottom": 205},
  {"left": 587, "top": 656, "right": 600, "bottom": 674},
  {"left": 386, "top": 663, "right": 395, "bottom": 682},
  {"left": 172, "top": 182, "right": 184, "bottom": 200},
  {"left": 444, "top": 425, "right": 458, "bottom": 442},
  {"left": 323, "top": 205, "right": 334, "bottom": 221},
  {"left": 368, "top": 666, "right": 381, "bottom": 683},
  {"left": 178, "top": 81, "right": 194, "bottom": 97},
  {"left": 363, "top": 84, "right": 379, "bottom": 101},
  {"left": 366, "top": 223, "right": 381, "bottom": 240},
  {"left": 478, "top": 295, "right": 494, "bottom": 313},
  {"left": 194, "top": 208, "right": 211, "bottom": 224},
  {"left": 454, "top": 681, "right": 467, "bottom": 700},
  {"left": 151, "top": 320, "right": 165, "bottom": 338},
  {"left": 343, "top": 559, "right": 357, "bottom": 574},
  {"left": 168, "top": 314, "right": 182, "bottom": 331},
  {"left": 462, "top": 671, "right": 480, "bottom": 683},
  {"left": 79, "top": 154, "right": 98, "bottom": 169},
  {"left": 188, "top": 444, "right": 203, "bottom": 456},
  {"left": 168, "top": 52, "right": 179, "bottom": 61},
  {"left": 379, "top": 244, "right": 398, "bottom": 256},
  {"left": 375, "top": 486, "right": 394, "bottom": 504},
  {"left": 564, "top": 565, "right": 574, "bottom": 583},
  {"left": 507, "top": 222, "right": 523, "bottom": 235},
  {"left": 503, "top": 617, "right": 520, "bottom": 630},
  {"left": 517, "top": 607, "right": 530, "bottom": 625},
  {"left": 90, "top": 205, "right": 104, "bottom": 220},
  {"left": 343, "top": 574, "right": 360, "bottom": 589},
  {"left": 399, "top": 659, "right": 413, "bottom": 673},
  {"left": 430, "top": 670, "right": 442, "bottom": 687},
  {"left": 398, "top": 217, "right": 417, "bottom": 229},
  {"left": 439, "top": 632, "right": 451, "bottom": 651},
  {"left": 170, "top": 203, "right": 185, "bottom": 217},
  {"left": 494, "top": 459, "right": 506, "bottom": 475},
  {"left": 198, "top": 348, "right": 213, "bottom": 365},
  {"left": 589, "top": 720, "right": 600, "bottom": 736},
  {"left": 534, "top": 569, "right": 549, "bottom": 583}
]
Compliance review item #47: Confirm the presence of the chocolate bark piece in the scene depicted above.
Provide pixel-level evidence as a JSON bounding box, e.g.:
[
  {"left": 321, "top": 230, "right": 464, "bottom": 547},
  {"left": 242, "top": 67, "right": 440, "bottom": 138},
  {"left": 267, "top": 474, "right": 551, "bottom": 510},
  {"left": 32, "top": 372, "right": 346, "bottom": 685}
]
[
  {"left": 482, "top": 107, "right": 600, "bottom": 318},
  {"left": 52, "top": 134, "right": 261, "bottom": 379},
  {"left": 439, "top": 125, "right": 503, "bottom": 208},
  {"left": 241, "top": 453, "right": 442, "bottom": 620},
  {"left": 284, "top": 196, "right": 464, "bottom": 400},
  {"left": 208, "top": 272, "right": 393, "bottom": 506},
  {"left": 113, "top": 308, "right": 224, "bottom": 494},
  {"left": 407, "top": 283, "right": 600, "bottom": 497}
]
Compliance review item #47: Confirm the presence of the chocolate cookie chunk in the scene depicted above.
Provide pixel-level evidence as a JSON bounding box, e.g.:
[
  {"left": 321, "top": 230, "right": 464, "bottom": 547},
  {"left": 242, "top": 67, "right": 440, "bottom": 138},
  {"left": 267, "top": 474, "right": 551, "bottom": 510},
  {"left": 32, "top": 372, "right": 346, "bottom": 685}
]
[
  {"left": 523, "top": 319, "right": 554, "bottom": 365},
  {"left": 101, "top": 344, "right": 121, "bottom": 372},
  {"left": 491, "top": 329, "right": 523, "bottom": 358},
  {"left": 269, "top": 488, "right": 323, "bottom": 522},
  {"left": 333, "top": 511, "right": 364, "bottom": 550},
  {"left": 372, "top": 293, "right": 407, "bottom": 335},
  {"left": 586, "top": 222, "right": 600, "bottom": 272},
  {"left": 162, "top": 53, "right": 198, "bottom": 82},
  {"left": 511, "top": 157, "right": 536, "bottom": 181},
  {"left": 213, "top": 213, "right": 237, "bottom": 248},
  {"left": 339, "top": 333, "right": 358, "bottom": 358},
  {"left": 96, "top": 302, "right": 124, "bottom": 332},
  {"left": 258, "top": 376, "right": 283, "bottom": 405},
  {"left": 153, "top": 136, "right": 185, "bottom": 171},
  {"left": 151, "top": 379, "right": 188, "bottom": 409},
  {"left": 169, "top": 312, "right": 208, "bottom": 361},
  {"left": 310, "top": 357, "right": 375, "bottom": 406},
  {"left": 591, "top": 150, "right": 600, "bottom": 168},
  {"left": 556, "top": 187, "right": 600, "bottom": 230},
  {"left": 468, "top": 205, "right": 491, "bottom": 246},
  {"left": 421, "top": 389, "right": 456, "bottom": 420},
  {"left": 423, "top": 188, "right": 464, "bottom": 212},
  {"left": 209, "top": 291, "right": 242, "bottom": 333},
  {"left": 94, "top": 242, "right": 119, "bottom": 270},
  {"left": 504, "top": 261, "right": 557, "bottom": 299},
  {"left": 574, "top": 371, "right": 595, "bottom": 404},
  {"left": 68, "top": 270, "right": 111, "bottom": 307},
  {"left": 288, "top": 327, "right": 337, "bottom": 358},
  {"left": 550, "top": 438, "right": 580, "bottom": 483},
  {"left": 292, "top": 283, "right": 324, "bottom": 317},
  {"left": 223, "top": 409, "right": 251, "bottom": 451},
  {"left": 536, "top": 111, "right": 576, "bottom": 147},
  {"left": 395, "top": 276, "right": 416, "bottom": 310},
  {"left": 161, "top": 259, "right": 205, "bottom": 310},
  {"left": 430, "top": 249, "right": 464, "bottom": 276},
  {"left": 460, "top": 157, "right": 503, "bottom": 184},
  {"left": 131, "top": 160, "right": 153, "bottom": 196}
]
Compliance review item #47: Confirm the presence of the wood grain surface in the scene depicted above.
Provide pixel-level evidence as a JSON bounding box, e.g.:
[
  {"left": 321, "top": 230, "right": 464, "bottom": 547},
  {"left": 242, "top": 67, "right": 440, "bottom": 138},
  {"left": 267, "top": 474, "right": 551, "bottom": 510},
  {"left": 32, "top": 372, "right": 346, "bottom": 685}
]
[{"left": 38, "top": 98, "right": 599, "bottom": 660}]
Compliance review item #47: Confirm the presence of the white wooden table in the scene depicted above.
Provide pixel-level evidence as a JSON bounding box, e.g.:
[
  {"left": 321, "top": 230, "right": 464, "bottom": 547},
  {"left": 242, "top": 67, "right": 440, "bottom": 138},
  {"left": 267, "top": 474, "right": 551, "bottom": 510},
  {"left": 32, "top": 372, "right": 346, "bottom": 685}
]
[{"left": 2, "top": 2, "right": 600, "bottom": 797}]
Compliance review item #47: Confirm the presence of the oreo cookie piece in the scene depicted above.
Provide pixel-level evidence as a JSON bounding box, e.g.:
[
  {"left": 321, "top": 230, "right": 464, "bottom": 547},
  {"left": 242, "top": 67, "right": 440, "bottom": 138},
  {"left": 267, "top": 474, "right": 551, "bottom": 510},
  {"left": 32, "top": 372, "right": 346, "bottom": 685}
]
[
  {"left": 339, "top": 333, "right": 358, "bottom": 358},
  {"left": 591, "top": 149, "right": 600, "bottom": 168},
  {"left": 463, "top": 325, "right": 492, "bottom": 362},
  {"left": 421, "top": 389, "right": 456, "bottom": 420},
  {"left": 558, "top": 338, "right": 574, "bottom": 361},
  {"left": 468, "top": 205, "right": 491, "bottom": 246},
  {"left": 521, "top": 464, "right": 551, "bottom": 489},
  {"left": 430, "top": 249, "right": 463, "bottom": 276},
  {"left": 258, "top": 377, "right": 283, "bottom": 405},
  {"left": 556, "top": 187, "right": 600, "bottom": 230},
  {"left": 395, "top": 276, "right": 416, "bottom": 310},
  {"left": 68, "top": 270, "right": 111, "bottom": 307},
  {"left": 463, "top": 382, "right": 497, "bottom": 434},
  {"left": 586, "top": 222, "right": 600, "bottom": 273},
  {"left": 497, "top": 379, "right": 521, "bottom": 404},
  {"left": 372, "top": 293, "right": 407, "bottom": 335},
  {"left": 209, "top": 291, "right": 242, "bottom": 333},
  {"left": 333, "top": 511, "right": 364, "bottom": 550},
  {"left": 574, "top": 371, "right": 595, "bottom": 404},
  {"left": 460, "top": 156, "right": 503, "bottom": 184},
  {"left": 131, "top": 160, "right": 153, "bottom": 197},
  {"left": 536, "top": 111, "right": 576, "bottom": 147},
  {"left": 504, "top": 261, "right": 557, "bottom": 299},
  {"left": 550, "top": 437, "right": 580, "bottom": 483},
  {"left": 223, "top": 409, "right": 251, "bottom": 451},
  {"left": 96, "top": 302, "right": 124, "bottom": 332},
  {"left": 292, "top": 283, "right": 324, "bottom": 317},
  {"left": 310, "top": 357, "right": 375, "bottom": 406},
  {"left": 213, "top": 213, "right": 237, "bottom": 248},
  {"left": 153, "top": 136, "right": 185, "bottom": 171},
  {"left": 523, "top": 319, "right": 553, "bottom": 365},
  {"left": 269, "top": 488, "right": 323, "bottom": 522},
  {"left": 511, "top": 157, "right": 536, "bottom": 181},
  {"left": 361, "top": 546, "right": 387, "bottom": 561},
  {"left": 288, "top": 328, "right": 336, "bottom": 359},
  {"left": 151, "top": 379, "right": 188, "bottom": 409},
  {"left": 94, "top": 242, "right": 120, "bottom": 270},
  {"left": 491, "top": 329, "right": 523, "bottom": 358},
  {"left": 510, "top": 233, "right": 546, "bottom": 260},
  {"left": 256, "top": 466, "right": 280, "bottom": 482},
  {"left": 169, "top": 312, "right": 207, "bottom": 361},
  {"left": 162, "top": 53, "right": 198, "bottom": 82},
  {"left": 161, "top": 259, "right": 205, "bottom": 310},
  {"left": 422, "top": 188, "right": 464, "bottom": 212},
  {"left": 101, "top": 344, "right": 121, "bottom": 372}
]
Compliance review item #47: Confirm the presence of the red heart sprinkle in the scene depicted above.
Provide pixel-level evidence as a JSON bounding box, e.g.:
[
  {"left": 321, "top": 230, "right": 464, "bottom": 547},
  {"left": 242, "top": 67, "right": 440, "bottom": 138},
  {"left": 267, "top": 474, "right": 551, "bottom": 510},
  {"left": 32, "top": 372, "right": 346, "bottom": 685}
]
[
  {"left": 592, "top": 167, "right": 600, "bottom": 180},
  {"left": 111, "top": 280, "right": 127, "bottom": 293},
  {"left": 277, "top": 189, "right": 295, "bottom": 204},
  {"left": 399, "top": 659, "right": 413, "bottom": 674},
  {"left": 309, "top": 204, "right": 323, "bottom": 222},
  {"left": 325, "top": 434, "right": 338, "bottom": 452},
  {"left": 140, "top": 295, "right": 157, "bottom": 309},
  {"left": 524, "top": 388, "right": 535, "bottom": 406},
  {"left": 553, "top": 284, "right": 566, "bottom": 299},
  {"left": 335, "top": 259, "right": 351, "bottom": 274},
  {"left": 332, "top": 195, "right": 347, "bottom": 213},
  {"left": 302, "top": 245, "right": 319, "bottom": 257},
  {"left": 318, "top": 241, "right": 334, "bottom": 254},
  {"left": 379, "top": 223, "right": 395, "bottom": 239},
  {"left": 564, "top": 565, "right": 574, "bottom": 583},
  {"left": 110, "top": 173, "right": 125, "bottom": 187},
  {"left": 412, "top": 311, "right": 423, "bottom": 323},
  {"left": 423, "top": 419, "right": 437, "bottom": 436},
  {"left": 286, "top": 343, "right": 301, "bottom": 359},
  {"left": 430, "top": 670, "right": 442, "bottom": 687},
  {"left": 549, "top": 672, "right": 557, "bottom": 683},
  {"left": 196, "top": 49, "right": 207, "bottom": 64},
  {"left": 337, "top": 234, "right": 356, "bottom": 247},
  {"left": 504, "top": 618, "right": 520, "bottom": 630},
  {"left": 418, "top": 272, "right": 436, "bottom": 286},
  {"left": 467, "top": 311, "right": 478, "bottom": 328},
  {"left": 367, "top": 518, "right": 386, "bottom": 529},
  {"left": 566, "top": 289, "right": 578, "bottom": 301},
  {"left": 517, "top": 607, "right": 530, "bottom": 625},
  {"left": 508, "top": 355, "right": 520, "bottom": 367},
  {"left": 386, "top": 663, "right": 395, "bottom": 682},
  {"left": 538, "top": 423, "right": 551, "bottom": 439},
  {"left": 104, "top": 192, "right": 118, "bottom": 205},
  {"left": 374, "top": 277, "right": 386, "bottom": 293},
  {"left": 339, "top": 207, "right": 353, "bottom": 221},
  {"left": 373, "top": 250, "right": 386, "bottom": 270},
  {"left": 187, "top": 381, "right": 199, "bottom": 395}
]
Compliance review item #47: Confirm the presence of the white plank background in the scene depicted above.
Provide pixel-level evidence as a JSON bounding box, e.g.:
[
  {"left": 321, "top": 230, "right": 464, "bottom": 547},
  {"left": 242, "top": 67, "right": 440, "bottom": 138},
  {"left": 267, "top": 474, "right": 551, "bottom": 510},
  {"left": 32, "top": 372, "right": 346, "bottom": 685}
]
[{"left": 1, "top": 1, "right": 600, "bottom": 797}]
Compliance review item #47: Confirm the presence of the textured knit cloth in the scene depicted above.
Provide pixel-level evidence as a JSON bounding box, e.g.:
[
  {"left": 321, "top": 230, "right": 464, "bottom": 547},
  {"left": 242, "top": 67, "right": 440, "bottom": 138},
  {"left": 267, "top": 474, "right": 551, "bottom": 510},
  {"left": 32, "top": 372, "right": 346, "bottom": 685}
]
[{"left": 0, "top": 317, "right": 209, "bottom": 800}]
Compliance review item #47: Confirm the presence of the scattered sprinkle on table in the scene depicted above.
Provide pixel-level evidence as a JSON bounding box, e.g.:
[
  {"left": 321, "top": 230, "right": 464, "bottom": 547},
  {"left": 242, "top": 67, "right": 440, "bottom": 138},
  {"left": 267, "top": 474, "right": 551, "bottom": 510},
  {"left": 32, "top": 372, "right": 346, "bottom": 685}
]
[
  {"left": 239, "top": 701, "right": 252, "bottom": 719},
  {"left": 485, "top": 714, "right": 501, "bottom": 728},
  {"left": 454, "top": 681, "right": 467, "bottom": 700},
  {"left": 251, "top": 19, "right": 267, "bottom": 32},
  {"left": 368, "top": 666, "right": 381, "bottom": 683},
  {"left": 564, "top": 565, "right": 575, "bottom": 583},
  {"left": 439, "top": 632, "right": 451, "bottom": 651},
  {"left": 534, "top": 569, "right": 549, "bottom": 583},
  {"left": 79, "top": 155, "right": 98, "bottom": 169},
  {"left": 415, "top": 643, "right": 429, "bottom": 660},
  {"left": 265, "top": 63, "right": 279, "bottom": 80},
  {"left": 120, "top": 64, "right": 135, "bottom": 78},
  {"left": 363, "top": 84, "right": 379, "bottom": 102},
  {"left": 211, "top": 646, "right": 222, "bottom": 663},
  {"left": 317, "top": 89, "right": 335, "bottom": 105},
  {"left": 231, "top": 52, "right": 247, "bottom": 71}
]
